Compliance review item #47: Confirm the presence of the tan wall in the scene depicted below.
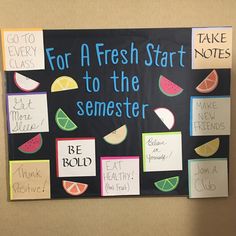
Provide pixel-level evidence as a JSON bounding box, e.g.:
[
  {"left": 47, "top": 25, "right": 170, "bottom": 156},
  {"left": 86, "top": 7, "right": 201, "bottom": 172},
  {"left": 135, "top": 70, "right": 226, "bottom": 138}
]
[{"left": 0, "top": 1, "right": 235, "bottom": 235}]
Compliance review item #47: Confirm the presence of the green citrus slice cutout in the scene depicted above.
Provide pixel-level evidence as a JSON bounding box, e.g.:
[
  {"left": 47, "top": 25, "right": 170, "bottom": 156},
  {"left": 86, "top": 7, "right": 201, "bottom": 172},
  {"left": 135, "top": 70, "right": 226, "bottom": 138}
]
[
  {"left": 154, "top": 176, "right": 179, "bottom": 192},
  {"left": 55, "top": 108, "right": 78, "bottom": 131}
]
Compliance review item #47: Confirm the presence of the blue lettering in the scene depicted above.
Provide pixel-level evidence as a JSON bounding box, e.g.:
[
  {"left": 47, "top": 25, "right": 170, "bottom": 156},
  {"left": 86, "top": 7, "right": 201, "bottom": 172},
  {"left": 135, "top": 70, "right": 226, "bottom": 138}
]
[
  {"left": 110, "top": 71, "right": 119, "bottom": 92},
  {"left": 96, "top": 43, "right": 104, "bottom": 66},
  {"left": 76, "top": 99, "right": 149, "bottom": 119},
  {"left": 120, "top": 49, "right": 128, "bottom": 64},
  {"left": 94, "top": 101, "right": 106, "bottom": 116},
  {"left": 161, "top": 52, "right": 168, "bottom": 67},
  {"left": 132, "top": 102, "right": 140, "bottom": 117},
  {"left": 57, "top": 55, "right": 65, "bottom": 70},
  {"left": 154, "top": 45, "right": 162, "bottom": 66},
  {"left": 95, "top": 42, "right": 138, "bottom": 66},
  {"left": 107, "top": 101, "right": 115, "bottom": 116},
  {"left": 81, "top": 44, "right": 90, "bottom": 67},
  {"left": 142, "top": 104, "right": 149, "bottom": 119},
  {"left": 115, "top": 102, "right": 122, "bottom": 117},
  {"left": 77, "top": 101, "right": 85, "bottom": 116},
  {"left": 86, "top": 101, "right": 93, "bottom": 116},
  {"left": 111, "top": 49, "right": 119, "bottom": 64},
  {"left": 144, "top": 43, "right": 154, "bottom": 66},
  {"left": 46, "top": 48, "right": 55, "bottom": 71},
  {"left": 83, "top": 71, "right": 92, "bottom": 93},
  {"left": 144, "top": 44, "right": 186, "bottom": 68},
  {"left": 110, "top": 71, "right": 140, "bottom": 92},
  {"left": 121, "top": 71, "right": 129, "bottom": 92},
  {"left": 179, "top": 45, "right": 186, "bottom": 67},
  {"left": 169, "top": 51, "right": 176, "bottom": 67},
  {"left": 130, "top": 42, "right": 139, "bottom": 64},
  {"left": 123, "top": 97, "right": 132, "bottom": 118},
  {"left": 92, "top": 77, "right": 100, "bottom": 92},
  {"left": 132, "top": 76, "right": 139, "bottom": 92},
  {"left": 45, "top": 47, "right": 71, "bottom": 71}
]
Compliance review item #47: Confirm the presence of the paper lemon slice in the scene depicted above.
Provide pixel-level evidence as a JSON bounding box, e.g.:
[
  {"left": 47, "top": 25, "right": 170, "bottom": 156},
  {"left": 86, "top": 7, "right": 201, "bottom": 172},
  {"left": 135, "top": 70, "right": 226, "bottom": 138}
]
[
  {"left": 55, "top": 108, "right": 78, "bottom": 131},
  {"left": 51, "top": 76, "right": 78, "bottom": 92},
  {"left": 154, "top": 107, "right": 175, "bottom": 130},
  {"left": 62, "top": 180, "right": 88, "bottom": 196},
  {"left": 18, "top": 133, "right": 42, "bottom": 154},
  {"left": 194, "top": 138, "right": 220, "bottom": 157},
  {"left": 103, "top": 125, "right": 127, "bottom": 145},
  {"left": 14, "top": 72, "right": 40, "bottom": 92},
  {"left": 154, "top": 176, "right": 179, "bottom": 192},
  {"left": 159, "top": 75, "right": 183, "bottom": 97},
  {"left": 196, "top": 70, "right": 218, "bottom": 93}
]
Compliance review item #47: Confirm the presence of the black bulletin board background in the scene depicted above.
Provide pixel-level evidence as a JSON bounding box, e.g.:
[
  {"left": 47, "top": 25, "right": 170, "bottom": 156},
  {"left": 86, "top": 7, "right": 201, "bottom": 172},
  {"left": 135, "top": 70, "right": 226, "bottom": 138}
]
[{"left": 6, "top": 28, "right": 230, "bottom": 199}]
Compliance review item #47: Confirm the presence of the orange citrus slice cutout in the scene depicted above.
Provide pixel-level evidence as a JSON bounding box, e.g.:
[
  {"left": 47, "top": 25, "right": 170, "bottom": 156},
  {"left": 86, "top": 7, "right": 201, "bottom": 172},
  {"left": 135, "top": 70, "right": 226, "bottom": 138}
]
[
  {"left": 103, "top": 124, "right": 127, "bottom": 145},
  {"left": 194, "top": 138, "right": 220, "bottom": 157},
  {"left": 62, "top": 180, "right": 88, "bottom": 196},
  {"left": 196, "top": 70, "right": 218, "bottom": 93}
]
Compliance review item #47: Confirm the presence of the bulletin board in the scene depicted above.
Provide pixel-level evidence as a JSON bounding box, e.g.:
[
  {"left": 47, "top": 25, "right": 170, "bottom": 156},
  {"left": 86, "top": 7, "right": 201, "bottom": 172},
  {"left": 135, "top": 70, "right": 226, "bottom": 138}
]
[{"left": 1, "top": 27, "right": 231, "bottom": 200}]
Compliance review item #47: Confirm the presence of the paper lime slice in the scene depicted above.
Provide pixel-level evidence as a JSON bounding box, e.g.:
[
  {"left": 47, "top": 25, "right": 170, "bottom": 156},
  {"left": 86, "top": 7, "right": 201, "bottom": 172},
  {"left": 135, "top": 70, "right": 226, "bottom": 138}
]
[
  {"left": 154, "top": 176, "right": 179, "bottom": 192},
  {"left": 194, "top": 138, "right": 220, "bottom": 157},
  {"left": 55, "top": 108, "right": 78, "bottom": 131}
]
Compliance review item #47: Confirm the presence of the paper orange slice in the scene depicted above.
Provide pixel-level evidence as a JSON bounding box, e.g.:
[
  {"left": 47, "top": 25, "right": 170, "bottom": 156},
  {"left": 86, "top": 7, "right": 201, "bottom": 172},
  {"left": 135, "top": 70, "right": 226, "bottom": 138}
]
[
  {"left": 62, "top": 180, "right": 88, "bottom": 196},
  {"left": 194, "top": 138, "right": 220, "bottom": 157},
  {"left": 196, "top": 70, "right": 218, "bottom": 93},
  {"left": 103, "top": 124, "right": 127, "bottom": 145}
]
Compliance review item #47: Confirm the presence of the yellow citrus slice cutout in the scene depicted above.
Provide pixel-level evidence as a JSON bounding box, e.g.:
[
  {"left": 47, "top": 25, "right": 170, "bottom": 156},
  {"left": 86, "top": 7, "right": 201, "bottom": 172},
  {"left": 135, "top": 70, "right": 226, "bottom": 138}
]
[
  {"left": 194, "top": 138, "right": 220, "bottom": 157},
  {"left": 62, "top": 180, "right": 88, "bottom": 196},
  {"left": 51, "top": 76, "right": 78, "bottom": 92},
  {"left": 103, "top": 124, "right": 127, "bottom": 145}
]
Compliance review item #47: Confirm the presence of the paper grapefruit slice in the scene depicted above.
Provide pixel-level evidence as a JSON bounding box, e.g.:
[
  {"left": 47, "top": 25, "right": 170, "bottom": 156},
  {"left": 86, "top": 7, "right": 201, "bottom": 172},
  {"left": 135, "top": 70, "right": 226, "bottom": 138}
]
[
  {"left": 103, "top": 124, "right": 127, "bottom": 145},
  {"left": 18, "top": 133, "right": 43, "bottom": 154},
  {"left": 55, "top": 108, "right": 78, "bottom": 131},
  {"left": 14, "top": 72, "right": 40, "bottom": 92},
  {"left": 51, "top": 76, "right": 78, "bottom": 92},
  {"left": 159, "top": 75, "right": 183, "bottom": 97},
  {"left": 154, "top": 107, "right": 175, "bottom": 130},
  {"left": 196, "top": 70, "right": 218, "bottom": 93},
  {"left": 154, "top": 176, "right": 179, "bottom": 192},
  {"left": 194, "top": 138, "right": 220, "bottom": 157},
  {"left": 62, "top": 180, "right": 88, "bottom": 196}
]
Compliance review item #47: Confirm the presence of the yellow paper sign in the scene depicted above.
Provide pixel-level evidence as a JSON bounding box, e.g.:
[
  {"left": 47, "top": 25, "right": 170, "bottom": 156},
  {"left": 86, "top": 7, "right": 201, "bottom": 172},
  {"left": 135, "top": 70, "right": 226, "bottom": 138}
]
[
  {"left": 192, "top": 27, "right": 232, "bottom": 69},
  {"left": 10, "top": 160, "right": 51, "bottom": 200}
]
